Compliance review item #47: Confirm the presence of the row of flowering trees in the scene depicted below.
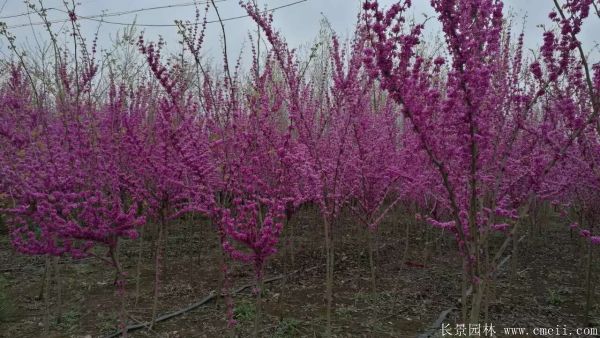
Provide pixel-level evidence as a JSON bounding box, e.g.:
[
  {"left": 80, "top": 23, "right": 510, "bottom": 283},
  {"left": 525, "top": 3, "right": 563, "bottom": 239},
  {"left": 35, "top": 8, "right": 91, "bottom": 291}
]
[{"left": 0, "top": 0, "right": 599, "bottom": 336}]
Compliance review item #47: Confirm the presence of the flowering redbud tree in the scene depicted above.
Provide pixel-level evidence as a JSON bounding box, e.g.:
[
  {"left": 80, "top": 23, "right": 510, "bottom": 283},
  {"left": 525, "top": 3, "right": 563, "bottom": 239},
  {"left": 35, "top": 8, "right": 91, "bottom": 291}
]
[
  {"left": 0, "top": 62, "right": 147, "bottom": 336},
  {"left": 361, "top": 0, "right": 598, "bottom": 322}
]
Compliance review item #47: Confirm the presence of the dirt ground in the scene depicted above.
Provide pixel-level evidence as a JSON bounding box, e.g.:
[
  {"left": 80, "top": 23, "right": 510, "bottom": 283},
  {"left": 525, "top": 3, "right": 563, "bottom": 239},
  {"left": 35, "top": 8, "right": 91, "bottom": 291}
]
[{"left": 0, "top": 208, "right": 598, "bottom": 338}]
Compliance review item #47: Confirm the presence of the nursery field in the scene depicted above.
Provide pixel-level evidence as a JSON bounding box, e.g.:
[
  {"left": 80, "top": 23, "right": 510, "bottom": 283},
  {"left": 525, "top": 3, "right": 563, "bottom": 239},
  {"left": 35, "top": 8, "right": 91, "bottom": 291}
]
[
  {"left": 1, "top": 0, "right": 600, "bottom": 337},
  {"left": 0, "top": 208, "right": 598, "bottom": 337}
]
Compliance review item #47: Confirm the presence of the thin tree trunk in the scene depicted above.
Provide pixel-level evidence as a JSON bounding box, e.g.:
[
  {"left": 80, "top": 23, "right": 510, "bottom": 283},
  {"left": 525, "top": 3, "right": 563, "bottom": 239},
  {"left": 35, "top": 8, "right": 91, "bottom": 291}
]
[
  {"left": 578, "top": 212, "right": 586, "bottom": 278},
  {"left": 215, "top": 233, "right": 226, "bottom": 309},
  {"left": 54, "top": 256, "right": 62, "bottom": 324},
  {"left": 461, "top": 260, "right": 468, "bottom": 323},
  {"left": 134, "top": 225, "right": 145, "bottom": 307},
  {"left": 423, "top": 226, "right": 434, "bottom": 264},
  {"left": 584, "top": 223, "right": 594, "bottom": 324},
  {"left": 253, "top": 272, "right": 264, "bottom": 338},
  {"left": 289, "top": 217, "right": 296, "bottom": 268},
  {"left": 280, "top": 217, "right": 291, "bottom": 310},
  {"left": 483, "top": 279, "right": 490, "bottom": 324},
  {"left": 324, "top": 218, "right": 334, "bottom": 337},
  {"left": 510, "top": 224, "right": 519, "bottom": 284},
  {"left": 469, "top": 279, "right": 485, "bottom": 324},
  {"left": 402, "top": 220, "right": 410, "bottom": 262},
  {"left": 110, "top": 246, "right": 128, "bottom": 338},
  {"left": 150, "top": 217, "right": 165, "bottom": 329},
  {"left": 163, "top": 221, "right": 170, "bottom": 281},
  {"left": 483, "top": 226, "right": 491, "bottom": 324},
  {"left": 43, "top": 256, "right": 51, "bottom": 334},
  {"left": 368, "top": 230, "right": 376, "bottom": 293}
]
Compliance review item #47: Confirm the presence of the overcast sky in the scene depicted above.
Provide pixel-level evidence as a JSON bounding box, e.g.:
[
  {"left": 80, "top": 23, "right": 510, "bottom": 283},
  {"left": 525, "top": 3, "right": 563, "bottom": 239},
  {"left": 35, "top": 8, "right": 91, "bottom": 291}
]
[{"left": 0, "top": 0, "right": 598, "bottom": 64}]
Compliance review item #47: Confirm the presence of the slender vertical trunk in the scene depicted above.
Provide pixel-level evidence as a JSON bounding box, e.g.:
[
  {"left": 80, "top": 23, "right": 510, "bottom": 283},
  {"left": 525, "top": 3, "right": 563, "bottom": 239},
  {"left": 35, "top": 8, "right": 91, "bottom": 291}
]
[
  {"left": 483, "top": 280, "right": 490, "bottom": 324},
  {"left": 120, "top": 275, "right": 127, "bottom": 338},
  {"left": 150, "top": 216, "right": 165, "bottom": 328},
  {"left": 289, "top": 217, "right": 296, "bottom": 268},
  {"left": 368, "top": 230, "right": 376, "bottom": 293},
  {"left": 469, "top": 280, "right": 485, "bottom": 324},
  {"left": 187, "top": 215, "right": 194, "bottom": 288},
  {"left": 134, "top": 225, "right": 145, "bottom": 307},
  {"left": 570, "top": 227, "right": 574, "bottom": 239},
  {"left": 584, "top": 222, "right": 594, "bottom": 324},
  {"left": 324, "top": 217, "right": 334, "bottom": 337},
  {"left": 110, "top": 246, "right": 128, "bottom": 338},
  {"left": 469, "top": 226, "right": 485, "bottom": 324},
  {"left": 424, "top": 225, "right": 434, "bottom": 264},
  {"left": 218, "top": 227, "right": 235, "bottom": 337},
  {"left": 43, "top": 256, "right": 51, "bottom": 334},
  {"left": 510, "top": 224, "right": 519, "bottom": 284},
  {"left": 578, "top": 212, "right": 586, "bottom": 277},
  {"left": 253, "top": 208, "right": 265, "bottom": 338},
  {"left": 253, "top": 269, "right": 264, "bottom": 338},
  {"left": 467, "top": 96, "right": 479, "bottom": 323},
  {"left": 54, "top": 256, "right": 62, "bottom": 324},
  {"left": 402, "top": 220, "right": 410, "bottom": 262},
  {"left": 280, "top": 217, "right": 290, "bottom": 309},
  {"left": 163, "top": 222, "right": 169, "bottom": 281},
  {"left": 38, "top": 263, "right": 46, "bottom": 301},
  {"left": 461, "top": 260, "right": 468, "bottom": 323},
  {"left": 534, "top": 205, "right": 543, "bottom": 238},
  {"left": 215, "top": 227, "right": 226, "bottom": 309}
]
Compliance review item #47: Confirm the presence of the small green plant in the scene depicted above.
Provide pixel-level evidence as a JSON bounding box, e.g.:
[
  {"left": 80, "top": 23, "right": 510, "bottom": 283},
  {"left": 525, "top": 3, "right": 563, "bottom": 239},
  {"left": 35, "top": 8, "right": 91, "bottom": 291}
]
[
  {"left": 369, "top": 321, "right": 390, "bottom": 334},
  {"left": 274, "top": 317, "right": 302, "bottom": 337},
  {"left": 74, "top": 262, "right": 96, "bottom": 276},
  {"left": 233, "top": 300, "right": 255, "bottom": 322},
  {"left": 547, "top": 289, "right": 564, "bottom": 306},
  {"left": 353, "top": 291, "right": 374, "bottom": 304},
  {"left": 0, "top": 275, "right": 15, "bottom": 322},
  {"left": 56, "top": 309, "right": 81, "bottom": 331},
  {"left": 336, "top": 304, "right": 358, "bottom": 319},
  {"left": 96, "top": 311, "right": 118, "bottom": 333}
]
